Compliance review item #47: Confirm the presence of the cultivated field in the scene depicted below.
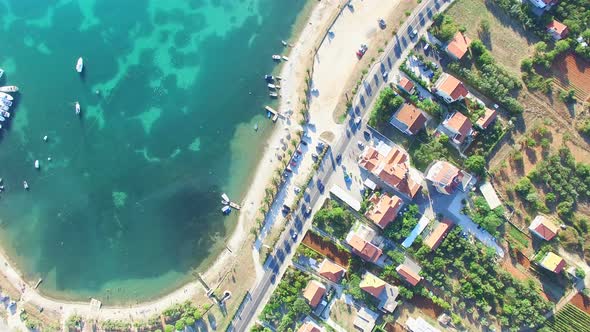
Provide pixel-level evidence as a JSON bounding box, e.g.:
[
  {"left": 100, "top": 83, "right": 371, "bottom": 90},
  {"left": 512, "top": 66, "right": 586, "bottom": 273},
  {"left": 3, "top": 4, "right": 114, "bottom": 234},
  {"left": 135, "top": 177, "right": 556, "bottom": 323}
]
[
  {"left": 544, "top": 304, "right": 590, "bottom": 332},
  {"left": 551, "top": 53, "right": 590, "bottom": 102}
]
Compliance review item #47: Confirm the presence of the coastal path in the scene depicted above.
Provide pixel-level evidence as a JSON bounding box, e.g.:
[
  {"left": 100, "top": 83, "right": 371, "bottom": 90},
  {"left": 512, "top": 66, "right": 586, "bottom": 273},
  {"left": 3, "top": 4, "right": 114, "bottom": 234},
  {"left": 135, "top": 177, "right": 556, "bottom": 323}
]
[{"left": 227, "top": 0, "right": 455, "bottom": 331}]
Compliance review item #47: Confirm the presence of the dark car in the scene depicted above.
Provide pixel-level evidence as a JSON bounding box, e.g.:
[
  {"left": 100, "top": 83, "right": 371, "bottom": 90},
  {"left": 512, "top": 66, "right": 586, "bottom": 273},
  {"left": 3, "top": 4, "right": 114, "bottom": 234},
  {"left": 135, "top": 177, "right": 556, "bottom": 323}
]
[
  {"left": 301, "top": 140, "right": 308, "bottom": 146},
  {"left": 336, "top": 154, "right": 342, "bottom": 164},
  {"left": 318, "top": 182, "right": 325, "bottom": 193}
]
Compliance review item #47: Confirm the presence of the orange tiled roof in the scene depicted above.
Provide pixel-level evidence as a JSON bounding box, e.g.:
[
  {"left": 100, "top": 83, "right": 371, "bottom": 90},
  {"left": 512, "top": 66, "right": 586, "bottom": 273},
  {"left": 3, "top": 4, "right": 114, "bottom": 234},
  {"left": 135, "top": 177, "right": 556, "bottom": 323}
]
[
  {"left": 446, "top": 31, "right": 472, "bottom": 59},
  {"left": 476, "top": 108, "right": 497, "bottom": 129},
  {"left": 396, "top": 264, "right": 422, "bottom": 286},
  {"left": 399, "top": 77, "right": 415, "bottom": 92},
  {"left": 318, "top": 259, "right": 346, "bottom": 283},
  {"left": 395, "top": 103, "right": 427, "bottom": 135},
  {"left": 347, "top": 234, "right": 382, "bottom": 263},
  {"left": 424, "top": 219, "right": 453, "bottom": 250},
  {"left": 445, "top": 112, "right": 473, "bottom": 143},
  {"left": 547, "top": 20, "right": 568, "bottom": 36},
  {"left": 365, "top": 193, "right": 404, "bottom": 229},
  {"left": 529, "top": 215, "right": 559, "bottom": 241},
  {"left": 303, "top": 280, "right": 326, "bottom": 308},
  {"left": 298, "top": 322, "right": 321, "bottom": 332},
  {"left": 426, "top": 161, "right": 464, "bottom": 194},
  {"left": 437, "top": 74, "right": 469, "bottom": 101}
]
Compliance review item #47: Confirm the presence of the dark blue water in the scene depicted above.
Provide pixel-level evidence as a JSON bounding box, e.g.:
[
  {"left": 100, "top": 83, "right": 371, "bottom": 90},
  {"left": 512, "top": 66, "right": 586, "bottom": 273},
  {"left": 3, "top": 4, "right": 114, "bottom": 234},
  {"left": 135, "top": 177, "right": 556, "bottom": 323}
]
[{"left": 0, "top": 0, "right": 306, "bottom": 303}]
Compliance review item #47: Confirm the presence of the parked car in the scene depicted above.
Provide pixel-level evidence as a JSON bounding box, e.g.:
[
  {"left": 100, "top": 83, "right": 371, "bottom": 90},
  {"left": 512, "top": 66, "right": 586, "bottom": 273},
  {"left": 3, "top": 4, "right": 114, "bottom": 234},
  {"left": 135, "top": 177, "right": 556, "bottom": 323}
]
[
  {"left": 289, "top": 229, "right": 298, "bottom": 241},
  {"left": 290, "top": 160, "right": 297, "bottom": 166},
  {"left": 409, "top": 28, "right": 418, "bottom": 39},
  {"left": 294, "top": 186, "right": 301, "bottom": 194},
  {"left": 356, "top": 44, "right": 368, "bottom": 58},
  {"left": 363, "top": 130, "right": 371, "bottom": 139},
  {"left": 311, "top": 153, "right": 318, "bottom": 160},
  {"left": 378, "top": 18, "right": 386, "bottom": 29},
  {"left": 357, "top": 140, "right": 365, "bottom": 149},
  {"left": 336, "top": 154, "right": 342, "bottom": 164},
  {"left": 301, "top": 140, "right": 308, "bottom": 146}
]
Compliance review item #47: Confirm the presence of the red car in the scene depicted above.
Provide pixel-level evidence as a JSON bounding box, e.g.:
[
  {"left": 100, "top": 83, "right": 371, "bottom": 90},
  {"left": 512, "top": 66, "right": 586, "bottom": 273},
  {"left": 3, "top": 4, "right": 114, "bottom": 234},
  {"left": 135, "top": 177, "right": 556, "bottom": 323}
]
[
  {"left": 290, "top": 160, "right": 297, "bottom": 166},
  {"left": 356, "top": 44, "right": 368, "bottom": 58}
]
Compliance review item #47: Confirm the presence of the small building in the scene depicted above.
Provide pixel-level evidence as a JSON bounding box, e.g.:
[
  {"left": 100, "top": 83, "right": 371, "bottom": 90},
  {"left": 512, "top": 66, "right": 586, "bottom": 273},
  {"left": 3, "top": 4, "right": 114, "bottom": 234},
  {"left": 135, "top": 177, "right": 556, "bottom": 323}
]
[
  {"left": 479, "top": 182, "right": 502, "bottom": 210},
  {"left": 353, "top": 306, "right": 379, "bottom": 332},
  {"left": 330, "top": 185, "right": 361, "bottom": 211},
  {"left": 347, "top": 234, "right": 383, "bottom": 263},
  {"left": 396, "top": 264, "right": 423, "bottom": 286},
  {"left": 358, "top": 144, "right": 422, "bottom": 199},
  {"left": 433, "top": 73, "right": 469, "bottom": 103},
  {"left": 424, "top": 219, "right": 453, "bottom": 250},
  {"left": 475, "top": 107, "right": 498, "bottom": 130},
  {"left": 529, "top": 0, "right": 559, "bottom": 10},
  {"left": 406, "top": 317, "right": 441, "bottom": 332},
  {"left": 360, "top": 272, "right": 399, "bottom": 313},
  {"left": 445, "top": 31, "right": 472, "bottom": 60},
  {"left": 318, "top": 259, "right": 346, "bottom": 283},
  {"left": 397, "top": 76, "right": 416, "bottom": 94},
  {"left": 441, "top": 111, "right": 474, "bottom": 145},
  {"left": 529, "top": 215, "right": 559, "bottom": 241},
  {"left": 302, "top": 280, "right": 326, "bottom": 308},
  {"left": 547, "top": 20, "right": 569, "bottom": 41},
  {"left": 365, "top": 193, "right": 404, "bottom": 229},
  {"left": 390, "top": 103, "right": 428, "bottom": 135},
  {"left": 425, "top": 161, "right": 465, "bottom": 195},
  {"left": 298, "top": 321, "right": 322, "bottom": 332},
  {"left": 540, "top": 252, "right": 566, "bottom": 273}
]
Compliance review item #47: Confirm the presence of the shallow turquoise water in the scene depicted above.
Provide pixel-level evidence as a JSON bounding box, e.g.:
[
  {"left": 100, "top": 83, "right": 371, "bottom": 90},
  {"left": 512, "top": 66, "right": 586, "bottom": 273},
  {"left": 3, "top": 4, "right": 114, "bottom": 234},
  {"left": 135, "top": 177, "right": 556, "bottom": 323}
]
[{"left": 0, "top": 0, "right": 305, "bottom": 303}]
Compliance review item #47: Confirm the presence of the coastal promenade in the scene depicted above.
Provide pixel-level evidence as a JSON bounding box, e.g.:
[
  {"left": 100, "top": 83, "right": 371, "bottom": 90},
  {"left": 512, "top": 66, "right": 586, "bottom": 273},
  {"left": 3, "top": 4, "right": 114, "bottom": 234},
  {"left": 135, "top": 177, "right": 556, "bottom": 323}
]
[{"left": 228, "top": 0, "right": 454, "bottom": 331}]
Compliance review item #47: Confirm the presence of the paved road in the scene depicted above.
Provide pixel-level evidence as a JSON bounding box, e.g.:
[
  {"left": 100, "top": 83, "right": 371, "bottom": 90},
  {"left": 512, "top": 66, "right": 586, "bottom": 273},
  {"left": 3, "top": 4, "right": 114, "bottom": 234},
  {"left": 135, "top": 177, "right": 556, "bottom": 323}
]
[{"left": 228, "top": 1, "right": 453, "bottom": 331}]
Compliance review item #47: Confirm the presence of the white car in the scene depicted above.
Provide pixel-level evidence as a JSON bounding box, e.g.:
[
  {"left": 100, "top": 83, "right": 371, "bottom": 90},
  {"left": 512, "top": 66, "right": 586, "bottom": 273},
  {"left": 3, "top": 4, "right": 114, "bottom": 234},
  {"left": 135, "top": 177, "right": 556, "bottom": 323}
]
[{"left": 294, "top": 186, "right": 301, "bottom": 194}]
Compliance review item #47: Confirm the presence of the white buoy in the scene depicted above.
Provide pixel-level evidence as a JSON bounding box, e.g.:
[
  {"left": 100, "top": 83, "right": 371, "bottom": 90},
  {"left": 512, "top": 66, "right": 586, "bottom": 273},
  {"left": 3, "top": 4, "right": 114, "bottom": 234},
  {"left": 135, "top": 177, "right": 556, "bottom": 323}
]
[{"left": 43, "top": 135, "right": 48, "bottom": 142}]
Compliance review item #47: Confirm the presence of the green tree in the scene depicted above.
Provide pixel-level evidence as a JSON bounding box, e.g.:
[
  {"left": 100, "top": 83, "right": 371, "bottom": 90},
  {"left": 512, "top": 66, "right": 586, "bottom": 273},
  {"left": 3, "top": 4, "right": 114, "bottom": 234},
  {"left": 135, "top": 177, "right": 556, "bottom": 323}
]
[
  {"left": 465, "top": 155, "right": 487, "bottom": 177},
  {"left": 165, "top": 325, "right": 174, "bottom": 332},
  {"left": 292, "top": 298, "right": 311, "bottom": 316}
]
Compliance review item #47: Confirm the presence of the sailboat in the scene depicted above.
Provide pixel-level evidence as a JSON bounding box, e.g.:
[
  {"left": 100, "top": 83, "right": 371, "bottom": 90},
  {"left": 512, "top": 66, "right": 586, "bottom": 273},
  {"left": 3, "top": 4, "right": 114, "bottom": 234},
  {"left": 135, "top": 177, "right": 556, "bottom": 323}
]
[{"left": 76, "top": 57, "right": 84, "bottom": 73}]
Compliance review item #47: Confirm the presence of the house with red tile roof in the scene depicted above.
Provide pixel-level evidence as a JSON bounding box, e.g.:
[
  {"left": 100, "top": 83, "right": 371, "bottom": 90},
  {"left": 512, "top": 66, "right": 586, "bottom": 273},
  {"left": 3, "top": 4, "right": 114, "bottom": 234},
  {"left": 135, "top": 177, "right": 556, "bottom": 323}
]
[
  {"left": 396, "top": 264, "right": 423, "bottom": 286},
  {"left": 302, "top": 280, "right": 326, "bottom": 308},
  {"left": 441, "top": 111, "right": 473, "bottom": 144},
  {"left": 358, "top": 144, "right": 422, "bottom": 199},
  {"left": 360, "top": 272, "right": 399, "bottom": 313},
  {"left": 390, "top": 103, "right": 428, "bottom": 135},
  {"left": 547, "top": 20, "right": 568, "bottom": 40},
  {"left": 346, "top": 234, "right": 382, "bottom": 263},
  {"left": 298, "top": 321, "right": 322, "bottom": 332},
  {"left": 434, "top": 73, "right": 469, "bottom": 103},
  {"left": 424, "top": 219, "right": 454, "bottom": 250},
  {"left": 529, "top": 215, "right": 559, "bottom": 241},
  {"left": 445, "top": 31, "right": 472, "bottom": 60},
  {"left": 365, "top": 193, "right": 404, "bottom": 229},
  {"left": 425, "top": 161, "right": 465, "bottom": 195},
  {"left": 318, "top": 259, "right": 346, "bottom": 283},
  {"left": 397, "top": 77, "right": 416, "bottom": 94},
  {"left": 475, "top": 107, "right": 498, "bottom": 130}
]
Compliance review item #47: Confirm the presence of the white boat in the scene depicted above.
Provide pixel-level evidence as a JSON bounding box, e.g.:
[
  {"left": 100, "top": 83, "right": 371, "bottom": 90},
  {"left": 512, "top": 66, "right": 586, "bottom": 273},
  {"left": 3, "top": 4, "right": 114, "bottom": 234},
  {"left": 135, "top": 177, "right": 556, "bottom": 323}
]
[
  {"left": 267, "top": 83, "right": 280, "bottom": 90},
  {"left": 271, "top": 55, "right": 281, "bottom": 61},
  {"left": 0, "top": 105, "right": 8, "bottom": 111},
  {"left": 0, "top": 69, "right": 3, "bottom": 79},
  {"left": 76, "top": 57, "right": 84, "bottom": 73},
  {"left": 281, "top": 40, "right": 288, "bottom": 47},
  {"left": 0, "top": 116, "right": 4, "bottom": 122},
  {"left": 221, "top": 205, "right": 231, "bottom": 214},
  {"left": 34, "top": 160, "right": 39, "bottom": 169},
  {"left": 75, "top": 102, "right": 81, "bottom": 115},
  {"left": 23, "top": 181, "right": 29, "bottom": 190},
  {"left": 221, "top": 193, "right": 229, "bottom": 203},
  {"left": 1, "top": 99, "right": 12, "bottom": 106},
  {"left": 0, "top": 92, "right": 13, "bottom": 101},
  {"left": 0, "top": 86, "right": 18, "bottom": 93},
  {"left": 1, "top": 111, "right": 10, "bottom": 118},
  {"left": 282, "top": 56, "right": 289, "bottom": 61},
  {"left": 269, "top": 92, "right": 278, "bottom": 98}
]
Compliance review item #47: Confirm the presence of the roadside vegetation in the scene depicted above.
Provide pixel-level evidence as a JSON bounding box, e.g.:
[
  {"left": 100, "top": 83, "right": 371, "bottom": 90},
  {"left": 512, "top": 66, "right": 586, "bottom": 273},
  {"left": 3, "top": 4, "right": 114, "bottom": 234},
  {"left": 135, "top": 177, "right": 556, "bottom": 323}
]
[
  {"left": 368, "top": 87, "right": 404, "bottom": 127},
  {"left": 312, "top": 200, "right": 356, "bottom": 240}
]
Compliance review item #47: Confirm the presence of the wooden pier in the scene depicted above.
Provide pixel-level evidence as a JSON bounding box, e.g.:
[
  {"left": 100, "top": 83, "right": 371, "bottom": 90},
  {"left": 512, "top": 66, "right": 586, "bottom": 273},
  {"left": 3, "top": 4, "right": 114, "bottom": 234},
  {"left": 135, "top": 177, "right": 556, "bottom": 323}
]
[
  {"left": 229, "top": 201, "right": 241, "bottom": 210},
  {"left": 265, "top": 106, "right": 280, "bottom": 122}
]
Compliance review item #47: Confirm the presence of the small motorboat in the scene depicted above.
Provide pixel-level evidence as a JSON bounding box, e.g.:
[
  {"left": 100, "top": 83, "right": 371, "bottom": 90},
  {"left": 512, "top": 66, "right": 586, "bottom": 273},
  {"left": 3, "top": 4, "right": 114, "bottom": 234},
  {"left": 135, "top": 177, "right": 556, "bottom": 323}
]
[
  {"left": 267, "top": 83, "right": 280, "bottom": 90},
  {"left": 23, "top": 181, "right": 29, "bottom": 190},
  {"left": 0, "top": 104, "right": 9, "bottom": 111},
  {"left": 254, "top": 123, "right": 258, "bottom": 131},
  {"left": 0, "top": 86, "right": 18, "bottom": 93},
  {"left": 0, "top": 115, "right": 5, "bottom": 122},
  {"left": 34, "top": 160, "right": 39, "bottom": 169},
  {"left": 76, "top": 57, "right": 84, "bottom": 73},
  {"left": 281, "top": 40, "right": 288, "bottom": 47},
  {"left": 269, "top": 92, "right": 278, "bottom": 98},
  {"left": 75, "top": 102, "right": 81, "bottom": 115},
  {"left": 0, "top": 92, "right": 13, "bottom": 101},
  {"left": 264, "top": 75, "right": 274, "bottom": 81},
  {"left": 271, "top": 55, "right": 281, "bottom": 61},
  {"left": 43, "top": 135, "right": 48, "bottom": 142},
  {"left": 1, "top": 111, "right": 10, "bottom": 118},
  {"left": 1, "top": 99, "right": 12, "bottom": 106},
  {"left": 221, "top": 205, "right": 231, "bottom": 214},
  {"left": 282, "top": 56, "right": 289, "bottom": 61},
  {"left": 221, "top": 193, "right": 229, "bottom": 203},
  {"left": 0, "top": 68, "right": 3, "bottom": 79},
  {"left": 275, "top": 76, "right": 282, "bottom": 80}
]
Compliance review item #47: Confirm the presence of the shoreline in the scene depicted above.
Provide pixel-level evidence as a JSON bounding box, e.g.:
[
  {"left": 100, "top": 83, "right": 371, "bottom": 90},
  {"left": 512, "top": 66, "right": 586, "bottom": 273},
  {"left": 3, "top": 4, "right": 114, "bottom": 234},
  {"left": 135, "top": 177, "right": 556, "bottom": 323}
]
[{"left": 0, "top": 0, "right": 339, "bottom": 328}]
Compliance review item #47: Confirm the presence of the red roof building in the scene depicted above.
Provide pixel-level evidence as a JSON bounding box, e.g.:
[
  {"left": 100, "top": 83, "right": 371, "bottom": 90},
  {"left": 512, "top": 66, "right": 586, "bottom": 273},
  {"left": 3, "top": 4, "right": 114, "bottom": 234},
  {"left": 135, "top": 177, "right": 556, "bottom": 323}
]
[
  {"left": 424, "top": 219, "right": 454, "bottom": 250},
  {"left": 347, "top": 234, "right": 382, "bottom": 263},
  {"left": 425, "top": 161, "right": 464, "bottom": 195},
  {"left": 476, "top": 107, "right": 498, "bottom": 130},
  {"left": 365, "top": 193, "right": 404, "bottom": 229},
  {"left": 298, "top": 322, "right": 321, "bottom": 332},
  {"left": 529, "top": 215, "right": 559, "bottom": 241},
  {"left": 396, "top": 264, "right": 423, "bottom": 286},
  {"left": 358, "top": 145, "right": 422, "bottom": 199},
  {"left": 434, "top": 73, "right": 469, "bottom": 103},
  {"left": 303, "top": 280, "right": 326, "bottom": 308},
  {"left": 318, "top": 259, "right": 346, "bottom": 283},
  {"left": 397, "top": 77, "right": 416, "bottom": 94},
  {"left": 391, "top": 103, "right": 428, "bottom": 135},
  {"left": 547, "top": 20, "right": 569, "bottom": 40},
  {"left": 442, "top": 111, "right": 473, "bottom": 144},
  {"left": 446, "top": 31, "right": 472, "bottom": 60}
]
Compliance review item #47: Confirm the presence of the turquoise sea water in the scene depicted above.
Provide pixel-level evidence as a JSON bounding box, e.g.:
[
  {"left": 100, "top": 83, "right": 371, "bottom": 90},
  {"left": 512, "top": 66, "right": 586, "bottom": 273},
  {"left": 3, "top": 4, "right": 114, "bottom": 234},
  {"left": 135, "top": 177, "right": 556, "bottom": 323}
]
[{"left": 0, "top": 0, "right": 306, "bottom": 303}]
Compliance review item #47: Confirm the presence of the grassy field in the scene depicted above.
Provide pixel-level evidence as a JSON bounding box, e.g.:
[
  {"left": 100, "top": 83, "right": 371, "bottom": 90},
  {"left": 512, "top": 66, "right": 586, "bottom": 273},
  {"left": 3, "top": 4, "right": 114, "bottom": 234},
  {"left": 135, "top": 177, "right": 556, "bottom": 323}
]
[
  {"left": 506, "top": 223, "right": 530, "bottom": 248},
  {"left": 445, "top": 0, "right": 538, "bottom": 75}
]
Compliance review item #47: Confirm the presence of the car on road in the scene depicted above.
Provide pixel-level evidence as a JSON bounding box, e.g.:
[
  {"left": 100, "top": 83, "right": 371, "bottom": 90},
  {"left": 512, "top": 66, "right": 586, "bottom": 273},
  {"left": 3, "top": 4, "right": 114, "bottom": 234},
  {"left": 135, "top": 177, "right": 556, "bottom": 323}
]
[
  {"left": 409, "top": 27, "right": 418, "bottom": 39},
  {"left": 357, "top": 140, "right": 365, "bottom": 149},
  {"left": 301, "top": 140, "right": 308, "bottom": 146},
  {"left": 270, "top": 274, "right": 277, "bottom": 284},
  {"left": 318, "top": 182, "right": 325, "bottom": 193},
  {"left": 289, "top": 229, "right": 298, "bottom": 241},
  {"left": 296, "top": 148, "right": 302, "bottom": 154},
  {"left": 336, "top": 154, "right": 342, "bottom": 164}
]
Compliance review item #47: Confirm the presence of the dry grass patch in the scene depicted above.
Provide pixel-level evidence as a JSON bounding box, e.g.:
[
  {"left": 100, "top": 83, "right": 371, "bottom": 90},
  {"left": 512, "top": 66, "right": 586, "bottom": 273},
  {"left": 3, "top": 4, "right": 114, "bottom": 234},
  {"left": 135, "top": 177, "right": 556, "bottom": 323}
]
[
  {"left": 329, "top": 300, "right": 357, "bottom": 331},
  {"left": 445, "top": 0, "right": 538, "bottom": 75}
]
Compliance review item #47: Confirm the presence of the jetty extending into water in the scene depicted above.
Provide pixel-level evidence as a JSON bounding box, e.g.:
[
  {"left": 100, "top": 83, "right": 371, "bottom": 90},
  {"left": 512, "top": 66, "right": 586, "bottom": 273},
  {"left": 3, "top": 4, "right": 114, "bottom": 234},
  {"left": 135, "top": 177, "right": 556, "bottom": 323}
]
[{"left": 264, "top": 106, "right": 280, "bottom": 122}]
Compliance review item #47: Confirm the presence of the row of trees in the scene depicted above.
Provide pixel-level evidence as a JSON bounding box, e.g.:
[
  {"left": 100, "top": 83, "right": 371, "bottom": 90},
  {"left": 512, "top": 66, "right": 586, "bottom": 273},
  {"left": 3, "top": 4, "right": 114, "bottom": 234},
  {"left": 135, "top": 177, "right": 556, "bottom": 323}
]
[
  {"left": 413, "top": 228, "right": 553, "bottom": 330},
  {"left": 368, "top": 87, "right": 405, "bottom": 127}
]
